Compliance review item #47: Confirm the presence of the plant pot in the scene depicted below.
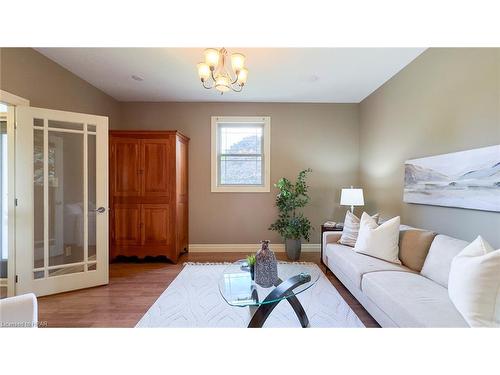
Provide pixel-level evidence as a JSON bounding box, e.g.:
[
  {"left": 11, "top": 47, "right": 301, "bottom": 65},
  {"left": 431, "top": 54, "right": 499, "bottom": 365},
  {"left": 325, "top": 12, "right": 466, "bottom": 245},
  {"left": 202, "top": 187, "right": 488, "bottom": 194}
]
[
  {"left": 285, "top": 238, "right": 302, "bottom": 261},
  {"left": 249, "top": 265, "right": 255, "bottom": 281}
]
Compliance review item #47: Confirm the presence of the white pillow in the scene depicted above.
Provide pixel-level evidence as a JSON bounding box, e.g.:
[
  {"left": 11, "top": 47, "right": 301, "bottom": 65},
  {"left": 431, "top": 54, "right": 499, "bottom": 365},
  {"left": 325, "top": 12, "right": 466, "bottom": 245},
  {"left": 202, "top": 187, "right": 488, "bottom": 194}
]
[
  {"left": 448, "top": 236, "right": 500, "bottom": 327},
  {"left": 338, "top": 211, "right": 379, "bottom": 247},
  {"left": 354, "top": 212, "right": 401, "bottom": 264}
]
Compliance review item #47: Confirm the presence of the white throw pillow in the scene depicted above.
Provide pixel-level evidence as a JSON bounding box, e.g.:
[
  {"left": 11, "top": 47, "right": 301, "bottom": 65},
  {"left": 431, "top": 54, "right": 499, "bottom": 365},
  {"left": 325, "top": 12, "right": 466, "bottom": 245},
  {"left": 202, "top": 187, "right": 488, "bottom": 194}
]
[
  {"left": 448, "top": 236, "right": 500, "bottom": 327},
  {"left": 354, "top": 212, "right": 401, "bottom": 264},
  {"left": 338, "top": 211, "right": 379, "bottom": 247}
]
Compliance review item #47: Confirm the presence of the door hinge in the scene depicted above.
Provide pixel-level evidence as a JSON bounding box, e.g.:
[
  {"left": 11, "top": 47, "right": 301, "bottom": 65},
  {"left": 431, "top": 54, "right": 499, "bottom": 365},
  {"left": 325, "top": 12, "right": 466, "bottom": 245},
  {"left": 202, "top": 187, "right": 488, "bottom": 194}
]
[
  {"left": 14, "top": 198, "right": 18, "bottom": 206},
  {"left": 15, "top": 275, "right": 19, "bottom": 283}
]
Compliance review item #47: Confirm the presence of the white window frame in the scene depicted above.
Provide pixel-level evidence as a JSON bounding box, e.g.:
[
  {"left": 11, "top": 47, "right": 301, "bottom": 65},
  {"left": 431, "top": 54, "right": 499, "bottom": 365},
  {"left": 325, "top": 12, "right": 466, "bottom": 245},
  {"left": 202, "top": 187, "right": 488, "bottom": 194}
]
[{"left": 211, "top": 116, "right": 271, "bottom": 193}]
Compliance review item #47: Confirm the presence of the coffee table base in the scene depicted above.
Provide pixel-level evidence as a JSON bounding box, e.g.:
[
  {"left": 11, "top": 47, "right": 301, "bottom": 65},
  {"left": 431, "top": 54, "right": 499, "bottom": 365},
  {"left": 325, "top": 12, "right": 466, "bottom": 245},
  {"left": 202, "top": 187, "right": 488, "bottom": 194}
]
[{"left": 248, "top": 273, "right": 311, "bottom": 328}]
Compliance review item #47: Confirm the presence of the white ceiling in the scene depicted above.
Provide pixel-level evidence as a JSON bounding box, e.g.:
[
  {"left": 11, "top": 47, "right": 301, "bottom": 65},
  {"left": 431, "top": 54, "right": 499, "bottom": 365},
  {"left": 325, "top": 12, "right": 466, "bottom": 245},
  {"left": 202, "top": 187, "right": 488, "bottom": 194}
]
[{"left": 36, "top": 48, "right": 425, "bottom": 103}]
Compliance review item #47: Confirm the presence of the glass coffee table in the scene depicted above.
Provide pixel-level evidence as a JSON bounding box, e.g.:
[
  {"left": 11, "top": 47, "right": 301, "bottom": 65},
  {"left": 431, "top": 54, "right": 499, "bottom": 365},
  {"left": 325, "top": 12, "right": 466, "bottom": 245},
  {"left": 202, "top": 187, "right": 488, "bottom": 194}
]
[{"left": 218, "top": 260, "right": 321, "bottom": 328}]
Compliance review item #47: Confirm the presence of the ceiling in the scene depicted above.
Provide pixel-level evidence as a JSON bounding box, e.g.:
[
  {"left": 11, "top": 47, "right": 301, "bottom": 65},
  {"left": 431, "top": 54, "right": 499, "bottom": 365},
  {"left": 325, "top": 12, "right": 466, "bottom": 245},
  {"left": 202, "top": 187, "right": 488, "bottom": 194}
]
[{"left": 36, "top": 48, "right": 426, "bottom": 103}]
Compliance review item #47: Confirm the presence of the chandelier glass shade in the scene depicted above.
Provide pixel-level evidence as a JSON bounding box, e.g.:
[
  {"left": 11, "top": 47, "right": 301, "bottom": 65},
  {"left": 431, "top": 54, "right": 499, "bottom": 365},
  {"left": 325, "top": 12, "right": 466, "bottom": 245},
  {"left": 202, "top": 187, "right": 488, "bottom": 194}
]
[{"left": 197, "top": 48, "right": 248, "bottom": 93}]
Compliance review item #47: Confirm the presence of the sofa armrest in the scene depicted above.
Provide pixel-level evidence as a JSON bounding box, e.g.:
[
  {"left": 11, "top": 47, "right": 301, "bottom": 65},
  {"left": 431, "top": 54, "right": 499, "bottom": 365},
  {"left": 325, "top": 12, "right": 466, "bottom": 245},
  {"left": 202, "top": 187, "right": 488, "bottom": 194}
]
[
  {"left": 0, "top": 293, "right": 38, "bottom": 328},
  {"left": 322, "top": 231, "right": 343, "bottom": 264},
  {"left": 323, "top": 231, "right": 342, "bottom": 246}
]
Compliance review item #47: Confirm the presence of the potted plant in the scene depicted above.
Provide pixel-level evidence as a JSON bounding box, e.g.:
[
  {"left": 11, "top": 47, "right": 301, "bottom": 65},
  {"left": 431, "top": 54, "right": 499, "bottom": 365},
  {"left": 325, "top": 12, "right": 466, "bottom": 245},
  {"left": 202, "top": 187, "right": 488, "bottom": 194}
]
[
  {"left": 269, "top": 169, "right": 313, "bottom": 260},
  {"left": 246, "top": 254, "right": 256, "bottom": 281}
]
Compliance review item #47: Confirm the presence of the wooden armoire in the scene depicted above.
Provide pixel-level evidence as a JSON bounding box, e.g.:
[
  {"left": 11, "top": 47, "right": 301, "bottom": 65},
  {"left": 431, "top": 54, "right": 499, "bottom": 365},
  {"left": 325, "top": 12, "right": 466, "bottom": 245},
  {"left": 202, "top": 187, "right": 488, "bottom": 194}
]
[{"left": 109, "top": 131, "right": 189, "bottom": 263}]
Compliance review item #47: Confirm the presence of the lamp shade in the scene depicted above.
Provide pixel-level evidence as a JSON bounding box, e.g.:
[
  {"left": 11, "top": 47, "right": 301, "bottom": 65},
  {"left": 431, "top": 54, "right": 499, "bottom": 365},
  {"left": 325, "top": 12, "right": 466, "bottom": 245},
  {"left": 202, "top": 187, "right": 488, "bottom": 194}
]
[
  {"left": 231, "top": 53, "right": 245, "bottom": 72},
  {"left": 237, "top": 68, "right": 248, "bottom": 85},
  {"left": 340, "top": 188, "right": 364, "bottom": 207},
  {"left": 204, "top": 48, "right": 220, "bottom": 68},
  {"left": 215, "top": 75, "right": 230, "bottom": 92},
  {"left": 197, "top": 62, "right": 210, "bottom": 81}
]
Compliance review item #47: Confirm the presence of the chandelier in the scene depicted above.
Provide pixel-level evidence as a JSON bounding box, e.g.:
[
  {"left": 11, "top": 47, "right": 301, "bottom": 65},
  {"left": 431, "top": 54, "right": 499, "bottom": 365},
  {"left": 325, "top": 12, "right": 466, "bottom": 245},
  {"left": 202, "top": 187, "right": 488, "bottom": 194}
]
[{"left": 196, "top": 48, "right": 248, "bottom": 94}]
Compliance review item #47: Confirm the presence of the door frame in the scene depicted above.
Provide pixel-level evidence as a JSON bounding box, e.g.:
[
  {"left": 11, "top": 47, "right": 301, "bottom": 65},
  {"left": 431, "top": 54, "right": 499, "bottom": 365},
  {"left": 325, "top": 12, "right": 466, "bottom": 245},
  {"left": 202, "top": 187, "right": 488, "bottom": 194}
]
[
  {"left": 0, "top": 90, "right": 30, "bottom": 297},
  {"left": 15, "top": 106, "right": 109, "bottom": 296}
]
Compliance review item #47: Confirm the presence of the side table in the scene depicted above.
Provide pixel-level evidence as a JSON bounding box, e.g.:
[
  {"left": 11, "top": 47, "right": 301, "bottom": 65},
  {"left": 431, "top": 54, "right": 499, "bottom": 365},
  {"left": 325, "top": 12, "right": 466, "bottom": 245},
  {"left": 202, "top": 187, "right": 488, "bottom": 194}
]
[{"left": 320, "top": 224, "right": 343, "bottom": 273}]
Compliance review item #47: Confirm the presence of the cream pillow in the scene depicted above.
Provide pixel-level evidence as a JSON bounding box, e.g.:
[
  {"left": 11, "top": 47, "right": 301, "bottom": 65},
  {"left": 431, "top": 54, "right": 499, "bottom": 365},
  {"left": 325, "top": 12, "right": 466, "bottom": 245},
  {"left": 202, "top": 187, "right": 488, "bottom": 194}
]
[
  {"left": 448, "top": 236, "right": 500, "bottom": 327},
  {"left": 338, "top": 211, "right": 379, "bottom": 247},
  {"left": 354, "top": 212, "right": 401, "bottom": 264}
]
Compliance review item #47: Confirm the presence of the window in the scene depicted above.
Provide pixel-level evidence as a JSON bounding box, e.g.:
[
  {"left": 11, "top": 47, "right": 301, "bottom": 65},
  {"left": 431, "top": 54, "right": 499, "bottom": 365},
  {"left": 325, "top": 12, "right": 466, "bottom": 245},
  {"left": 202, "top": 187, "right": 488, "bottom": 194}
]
[{"left": 211, "top": 116, "right": 271, "bottom": 192}]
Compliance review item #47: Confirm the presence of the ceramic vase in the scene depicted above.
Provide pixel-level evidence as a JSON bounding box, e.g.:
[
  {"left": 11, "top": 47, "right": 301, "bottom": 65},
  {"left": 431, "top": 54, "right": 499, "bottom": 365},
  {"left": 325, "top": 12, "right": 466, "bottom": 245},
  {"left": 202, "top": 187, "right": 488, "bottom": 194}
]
[{"left": 254, "top": 240, "right": 278, "bottom": 288}]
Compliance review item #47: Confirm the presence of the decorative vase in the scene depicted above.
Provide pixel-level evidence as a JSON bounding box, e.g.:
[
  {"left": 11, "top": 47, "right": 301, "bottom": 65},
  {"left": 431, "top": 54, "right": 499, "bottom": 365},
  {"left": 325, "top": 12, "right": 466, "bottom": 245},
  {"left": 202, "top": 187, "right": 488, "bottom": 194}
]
[
  {"left": 285, "top": 238, "right": 302, "bottom": 261},
  {"left": 254, "top": 240, "right": 278, "bottom": 288}
]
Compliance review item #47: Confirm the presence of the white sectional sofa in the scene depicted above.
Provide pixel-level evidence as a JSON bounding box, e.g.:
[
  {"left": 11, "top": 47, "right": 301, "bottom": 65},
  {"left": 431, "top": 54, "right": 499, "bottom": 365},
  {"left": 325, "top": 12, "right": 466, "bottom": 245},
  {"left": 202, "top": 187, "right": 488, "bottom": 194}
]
[
  {"left": 323, "top": 228, "right": 470, "bottom": 327},
  {"left": 0, "top": 293, "right": 38, "bottom": 328}
]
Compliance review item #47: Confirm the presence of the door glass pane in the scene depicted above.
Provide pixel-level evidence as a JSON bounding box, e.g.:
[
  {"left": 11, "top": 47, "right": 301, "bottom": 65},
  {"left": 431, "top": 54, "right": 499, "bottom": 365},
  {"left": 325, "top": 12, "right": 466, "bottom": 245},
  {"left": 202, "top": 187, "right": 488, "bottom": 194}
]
[
  {"left": 88, "top": 263, "right": 96, "bottom": 271},
  {"left": 88, "top": 134, "right": 96, "bottom": 261},
  {"left": 33, "top": 129, "right": 44, "bottom": 269},
  {"left": 49, "top": 264, "right": 84, "bottom": 277},
  {"left": 48, "top": 131, "right": 84, "bottom": 268},
  {"left": 48, "top": 120, "right": 83, "bottom": 131}
]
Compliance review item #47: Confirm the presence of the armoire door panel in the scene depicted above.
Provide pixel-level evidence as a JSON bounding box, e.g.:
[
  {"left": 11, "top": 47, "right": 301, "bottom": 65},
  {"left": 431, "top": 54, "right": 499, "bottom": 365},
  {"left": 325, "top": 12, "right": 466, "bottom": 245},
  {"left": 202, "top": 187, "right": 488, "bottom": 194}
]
[
  {"left": 112, "top": 139, "right": 141, "bottom": 196},
  {"left": 177, "top": 139, "right": 188, "bottom": 197},
  {"left": 176, "top": 137, "right": 189, "bottom": 256},
  {"left": 141, "top": 204, "right": 170, "bottom": 246},
  {"left": 142, "top": 139, "right": 170, "bottom": 196},
  {"left": 113, "top": 204, "right": 141, "bottom": 245}
]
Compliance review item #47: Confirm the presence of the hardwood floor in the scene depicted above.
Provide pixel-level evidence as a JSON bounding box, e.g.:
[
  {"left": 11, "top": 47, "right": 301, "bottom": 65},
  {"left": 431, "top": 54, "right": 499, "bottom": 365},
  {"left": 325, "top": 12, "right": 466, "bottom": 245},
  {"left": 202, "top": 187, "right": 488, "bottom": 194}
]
[{"left": 37, "top": 252, "right": 379, "bottom": 328}]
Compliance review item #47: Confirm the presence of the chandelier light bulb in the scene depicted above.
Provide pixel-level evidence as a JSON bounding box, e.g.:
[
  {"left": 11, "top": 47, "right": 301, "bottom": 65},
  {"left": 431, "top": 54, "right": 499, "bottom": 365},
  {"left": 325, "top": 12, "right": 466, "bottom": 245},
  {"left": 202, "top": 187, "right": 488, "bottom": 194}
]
[
  {"left": 231, "top": 53, "right": 245, "bottom": 73},
  {"left": 237, "top": 68, "right": 248, "bottom": 85},
  {"left": 197, "top": 63, "right": 210, "bottom": 81},
  {"left": 215, "top": 75, "right": 230, "bottom": 92},
  {"left": 204, "top": 48, "right": 220, "bottom": 69}
]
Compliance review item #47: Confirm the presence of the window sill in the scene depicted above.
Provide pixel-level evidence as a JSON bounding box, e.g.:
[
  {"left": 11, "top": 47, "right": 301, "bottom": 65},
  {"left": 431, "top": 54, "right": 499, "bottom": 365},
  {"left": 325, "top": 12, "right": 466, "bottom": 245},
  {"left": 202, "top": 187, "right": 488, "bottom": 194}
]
[{"left": 211, "top": 185, "right": 270, "bottom": 193}]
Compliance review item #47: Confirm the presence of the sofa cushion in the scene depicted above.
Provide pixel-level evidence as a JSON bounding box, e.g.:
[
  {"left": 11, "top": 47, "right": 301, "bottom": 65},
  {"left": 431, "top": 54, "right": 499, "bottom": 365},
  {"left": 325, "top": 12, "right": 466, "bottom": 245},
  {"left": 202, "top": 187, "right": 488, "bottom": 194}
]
[
  {"left": 338, "top": 211, "right": 379, "bottom": 247},
  {"left": 448, "top": 236, "right": 500, "bottom": 327},
  {"left": 362, "top": 271, "right": 469, "bottom": 327},
  {"left": 399, "top": 229, "right": 437, "bottom": 272},
  {"left": 325, "top": 243, "right": 413, "bottom": 290},
  {"left": 354, "top": 213, "right": 401, "bottom": 264},
  {"left": 421, "top": 235, "right": 469, "bottom": 288}
]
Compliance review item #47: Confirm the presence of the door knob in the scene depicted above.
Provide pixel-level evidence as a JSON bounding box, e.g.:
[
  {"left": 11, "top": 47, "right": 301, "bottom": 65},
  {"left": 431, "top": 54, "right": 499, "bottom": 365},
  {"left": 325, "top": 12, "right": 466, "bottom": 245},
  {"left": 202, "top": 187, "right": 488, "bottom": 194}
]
[{"left": 96, "top": 207, "right": 106, "bottom": 214}]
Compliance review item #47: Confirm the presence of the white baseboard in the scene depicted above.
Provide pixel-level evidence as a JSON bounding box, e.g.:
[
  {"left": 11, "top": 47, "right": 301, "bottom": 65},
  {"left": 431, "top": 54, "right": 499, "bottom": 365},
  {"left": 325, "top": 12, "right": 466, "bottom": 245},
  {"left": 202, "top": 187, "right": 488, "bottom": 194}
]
[{"left": 188, "top": 243, "right": 320, "bottom": 253}]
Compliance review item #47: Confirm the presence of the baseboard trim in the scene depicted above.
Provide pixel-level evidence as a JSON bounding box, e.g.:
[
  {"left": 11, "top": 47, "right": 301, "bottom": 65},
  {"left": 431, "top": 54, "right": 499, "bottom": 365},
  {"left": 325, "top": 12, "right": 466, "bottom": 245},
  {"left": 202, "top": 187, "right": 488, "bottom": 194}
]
[{"left": 188, "top": 243, "right": 320, "bottom": 253}]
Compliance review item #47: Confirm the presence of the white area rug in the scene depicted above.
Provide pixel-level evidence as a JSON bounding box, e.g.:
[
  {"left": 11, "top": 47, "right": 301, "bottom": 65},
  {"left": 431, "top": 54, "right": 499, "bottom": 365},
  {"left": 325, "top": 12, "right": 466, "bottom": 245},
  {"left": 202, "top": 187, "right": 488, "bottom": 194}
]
[{"left": 136, "top": 262, "right": 364, "bottom": 328}]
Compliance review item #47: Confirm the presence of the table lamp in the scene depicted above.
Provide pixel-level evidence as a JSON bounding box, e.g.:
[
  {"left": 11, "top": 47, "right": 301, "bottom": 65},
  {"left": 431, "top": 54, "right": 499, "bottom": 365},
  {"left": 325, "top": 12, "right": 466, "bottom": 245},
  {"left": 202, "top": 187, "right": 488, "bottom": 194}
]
[{"left": 340, "top": 186, "right": 364, "bottom": 213}]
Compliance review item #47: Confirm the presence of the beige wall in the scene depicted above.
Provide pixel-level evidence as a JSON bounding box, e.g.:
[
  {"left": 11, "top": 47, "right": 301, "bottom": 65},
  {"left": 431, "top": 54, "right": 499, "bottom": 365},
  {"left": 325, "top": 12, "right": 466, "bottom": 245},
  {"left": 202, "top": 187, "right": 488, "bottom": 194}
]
[
  {"left": 360, "top": 48, "right": 500, "bottom": 247},
  {"left": 1, "top": 48, "right": 360, "bottom": 246},
  {"left": 4, "top": 47, "right": 498, "bottom": 247},
  {"left": 119, "top": 102, "right": 360, "bottom": 244},
  {"left": 0, "top": 48, "right": 120, "bottom": 127}
]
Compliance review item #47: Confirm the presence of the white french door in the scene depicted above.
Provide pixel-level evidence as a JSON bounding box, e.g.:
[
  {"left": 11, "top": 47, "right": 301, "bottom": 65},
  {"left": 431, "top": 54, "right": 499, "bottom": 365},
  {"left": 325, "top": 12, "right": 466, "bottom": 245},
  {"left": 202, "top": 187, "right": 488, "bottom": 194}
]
[{"left": 15, "top": 107, "right": 108, "bottom": 296}]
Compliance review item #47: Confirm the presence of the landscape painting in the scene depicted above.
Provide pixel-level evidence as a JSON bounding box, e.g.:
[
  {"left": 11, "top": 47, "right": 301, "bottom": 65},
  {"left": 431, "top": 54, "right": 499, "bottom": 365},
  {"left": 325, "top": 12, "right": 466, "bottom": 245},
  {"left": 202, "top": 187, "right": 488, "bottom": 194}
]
[{"left": 404, "top": 145, "right": 500, "bottom": 212}]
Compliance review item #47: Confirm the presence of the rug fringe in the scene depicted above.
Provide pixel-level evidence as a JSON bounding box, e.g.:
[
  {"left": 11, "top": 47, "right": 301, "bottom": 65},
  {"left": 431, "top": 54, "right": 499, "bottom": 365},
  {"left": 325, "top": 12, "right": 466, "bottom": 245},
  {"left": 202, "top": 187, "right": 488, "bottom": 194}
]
[
  {"left": 277, "top": 261, "right": 315, "bottom": 265},
  {"left": 183, "top": 261, "right": 316, "bottom": 266},
  {"left": 183, "top": 261, "right": 233, "bottom": 266}
]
